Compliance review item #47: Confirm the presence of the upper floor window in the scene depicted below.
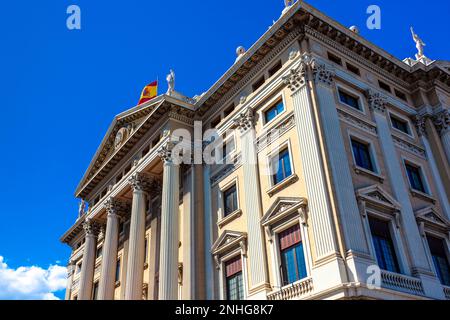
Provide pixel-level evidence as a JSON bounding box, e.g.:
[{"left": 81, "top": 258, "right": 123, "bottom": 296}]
[
  {"left": 279, "top": 224, "right": 307, "bottom": 285},
  {"left": 338, "top": 89, "right": 361, "bottom": 111},
  {"left": 394, "top": 89, "right": 407, "bottom": 102},
  {"left": 378, "top": 80, "right": 392, "bottom": 93},
  {"left": 252, "top": 76, "right": 265, "bottom": 92},
  {"left": 427, "top": 236, "right": 450, "bottom": 286},
  {"left": 92, "top": 282, "right": 99, "bottom": 300},
  {"left": 271, "top": 148, "right": 293, "bottom": 186},
  {"left": 76, "top": 263, "right": 82, "bottom": 274},
  {"left": 225, "top": 256, "right": 245, "bottom": 300},
  {"left": 222, "top": 137, "right": 236, "bottom": 161},
  {"left": 268, "top": 60, "right": 283, "bottom": 77},
  {"left": 211, "top": 116, "right": 222, "bottom": 129},
  {"left": 368, "top": 217, "right": 400, "bottom": 273},
  {"left": 327, "top": 52, "right": 342, "bottom": 66},
  {"left": 346, "top": 63, "right": 360, "bottom": 76},
  {"left": 223, "top": 184, "right": 238, "bottom": 217},
  {"left": 405, "top": 163, "right": 426, "bottom": 193},
  {"left": 390, "top": 115, "right": 411, "bottom": 135},
  {"left": 224, "top": 103, "right": 235, "bottom": 118},
  {"left": 115, "top": 259, "right": 121, "bottom": 283},
  {"left": 351, "top": 139, "right": 375, "bottom": 172},
  {"left": 96, "top": 246, "right": 103, "bottom": 259},
  {"left": 264, "top": 100, "right": 285, "bottom": 124}
]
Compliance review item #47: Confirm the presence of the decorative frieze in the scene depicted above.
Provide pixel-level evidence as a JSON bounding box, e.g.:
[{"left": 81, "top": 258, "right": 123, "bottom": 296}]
[
  {"left": 392, "top": 134, "right": 427, "bottom": 159},
  {"left": 256, "top": 113, "right": 296, "bottom": 152},
  {"left": 337, "top": 109, "right": 377, "bottom": 135}
]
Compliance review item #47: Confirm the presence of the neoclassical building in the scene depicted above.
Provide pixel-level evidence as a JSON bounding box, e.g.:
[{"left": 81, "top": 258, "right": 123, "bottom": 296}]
[{"left": 61, "top": 1, "right": 450, "bottom": 300}]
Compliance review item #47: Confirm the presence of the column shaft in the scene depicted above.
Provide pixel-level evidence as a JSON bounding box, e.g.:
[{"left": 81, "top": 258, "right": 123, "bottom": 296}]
[
  {"left": 98, "top": 210, "right": 120, "bottom": 300},
  {"left": 78, "top": 221, "right": 97, "bottom": 300},
  {"left": 158, "top": 161, "right": 180, "bottom": 300},
  {"left": 125, "top": 188, "right": 147, "bottom": 300}
]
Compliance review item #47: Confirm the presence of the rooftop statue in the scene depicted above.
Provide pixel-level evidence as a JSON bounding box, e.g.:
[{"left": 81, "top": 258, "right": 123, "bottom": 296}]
[
  {"left": 78, "top": 199, "right": 86, "bottom": 218},
  {"left": 411, "top": 27, "right": 426, "bottom": 60},
  {"left": 166, "top": 69, "right": 175, "bottom": 95}
]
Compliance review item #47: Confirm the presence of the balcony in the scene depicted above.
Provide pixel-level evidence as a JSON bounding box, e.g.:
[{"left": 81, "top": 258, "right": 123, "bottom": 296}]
[
  {"left": 443, "top": 286, "right": 450, "bottom": 300},
  {"left": 267, "top": 277, "right": 313, "bottom": 300},
  {"left": 381, "top": 270, "right": 424, "bottom": 296}
]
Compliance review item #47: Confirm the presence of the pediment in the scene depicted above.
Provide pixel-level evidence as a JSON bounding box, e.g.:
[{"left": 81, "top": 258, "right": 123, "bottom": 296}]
[
  {"left": 211, "top": 230, "right": 247, "bottom": 255},
  {"left": 415, "top": 206, "right": 450, "bottom": 230},
  {"left": 261, "top": 197, "right": 307, "bottom": 227},
  {"left": 356, "top": 185, "right": 400, "bottom": 212}
]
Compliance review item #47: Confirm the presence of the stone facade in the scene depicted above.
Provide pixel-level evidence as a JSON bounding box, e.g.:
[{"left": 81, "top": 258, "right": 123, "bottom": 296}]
[{"left": 61, "top": 1, "right": 450, "bottom": 300}]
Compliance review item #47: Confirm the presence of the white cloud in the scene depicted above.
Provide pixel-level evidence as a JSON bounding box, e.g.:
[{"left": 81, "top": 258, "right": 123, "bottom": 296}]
[{"left": 0, "top": 256, "right": 67, "bottom": 300}]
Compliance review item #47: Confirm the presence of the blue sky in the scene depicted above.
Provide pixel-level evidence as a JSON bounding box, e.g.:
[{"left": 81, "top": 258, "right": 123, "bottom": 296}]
[{"left": 0, "top": 0, "right": 448, "bottom": 300}]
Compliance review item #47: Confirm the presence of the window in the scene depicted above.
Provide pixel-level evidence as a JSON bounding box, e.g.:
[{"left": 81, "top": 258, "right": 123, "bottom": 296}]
[
  {"left": 269, "top": 60, "right": 283, "bottom": 77},
  {"left": 144, "top": 238, "right": 148, "bottom": 264},
  {"left": 264, "top": 100, "right": 285, "bottom": 124},
  {"left": 346, "top": 63, "right": 360, "bottom": 76},
  {"left": 390, "top": 115, "right": 410, "bottom": 135},
  {"left": 116, "top": 172, "right": 123, "bottom": 183},
  {"left": 76, "top": 263, "right": 82, "bottom": 274},
  {"left": 152, "top": 135, "right": 161, "bottom": 148},
  {"left": 92, "top": 282, "right": 99, "bottom": 300},
  {"left": 222, "top": 137, "right": 235, "bottom": 161},
  {"left": 142, "top": 145, "right": 150, "bottom": 156},
  {"left": 271, "top": 148, "right": 293, "bottom": 185},
  {"left": 225, "top": 256, "right": 245, "bottom": 300},
  {"left": 252, "top": 76, "right": 265, "bottom": 92},
  {"left": 224, "top": 103, "right": 235, "bottom": 118},
  {"left": 351, "top": 139, "right": 375, "bottom": 172},
  {"left": 327, "top": 52, "right": 342, "bottom": 66},
  {"left": 378, "top": 80, "right": 391, "bottom": 93},
  {"left": 223, "top": 184, "right": 238, "bottom": 217},
  {"left": 115, "top": 259, "right": 121, "bottom": 282},
  {"left": 124, "top": 164, "right": 132, "bottom": 174},
  {"left": 405, "top": 163, "right": 426, "bottom": 193},
  {"left": 211, "top": 116, "right": 221, "bottom": 128},
  {"left": 394, "top": 89, "right": 407, "bottom": 102},
  {"left": 368, "top": 217, "right": 400, "bottom": 273},
  {"left": 279, "top": 224, "right": 307, "bottom": 285},
  {"left": 119, "top": 222, "right": 125, "bottom": 235},
  {"left": 96, "top": 246, "right": 103, "bottom": 259},
  {"left": 427, "top": 236, "right": 450, "bottom": 286},
  {"left": 338, "top": 89, "right": 361, "bottom": 110}
]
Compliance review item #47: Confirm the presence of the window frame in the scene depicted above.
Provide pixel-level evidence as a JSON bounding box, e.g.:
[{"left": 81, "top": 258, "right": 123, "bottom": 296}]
[
  {"left": 219, "top": 248, "right": 248, "bottom": 300},
  {"left": 335, "top": 84, "right": 366, "bottom": 114},
  {"left": 388, "top": 111, "right": 414, "bottom": 138},
  {"left": 402, "top": 158, "right": 432, "bottom": 196},
  {"left": 267, "top": 140, "right": 295, "bottom": 188},
  {"left": 218, "top": 178, "right": 242, "bottom": 227},
  {"left": 260, "top": 93, "right": 287, "bottom": 128},
  {"left": 348, "top": 133, "right": 381, "bottom": 176},
  {"left": 425, "top": 234, "right": 450, "bottom": 286}
]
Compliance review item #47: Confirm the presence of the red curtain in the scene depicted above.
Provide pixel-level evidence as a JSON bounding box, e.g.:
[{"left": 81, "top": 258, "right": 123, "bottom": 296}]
[
  {"left": 225, "top": 256, "right": 242, "bottom": 277},
  {"left": 279, "top": 224, "right": 301, "bottom": 250}
]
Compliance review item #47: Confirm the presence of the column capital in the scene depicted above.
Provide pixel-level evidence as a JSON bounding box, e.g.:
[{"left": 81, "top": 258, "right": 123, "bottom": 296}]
[
  {"left": 283, "top": 62, "right": 308, "bottom": 92},
  {"left": 311, "top": 59, "right": 335, "bottom": 86},
  {"left": 157, "top": 140, "right": 177, "bottom": 164},
  {"left": 83, "top": 218, "right": 100, "bottom": 237},
  {"left": 413, "top": 114, "right": 429, "bottom": 137},
  {"left": 367, "top": 89, "right": 388, "bottom": 114},
  {"left": 433, "top": 109, "right": 450, "bottom": 136},
  {"left": 232, "top": 108, "right": 256, "bottom": 134},
  {"left": 104, "top": 197, "right": 130, "bottom": 218},
  {"left": 129, "top": 172, "right": 161, "bottom": 194}
]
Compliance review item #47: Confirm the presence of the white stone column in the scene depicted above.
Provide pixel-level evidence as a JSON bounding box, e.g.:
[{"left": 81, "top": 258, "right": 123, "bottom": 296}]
[
  {"left": 433, "top": 110, "right": 450, "bottom": 163},
  {"left": 124, "top": 173, "right": 151, "bottom": 300},
  {"left": 65, "top": 261, "right": 75, "bottom": 300},
  {"left": 78, "top": 219, "right": 98, "bottom": 300},
  {"left": 203, "top": 164, "right": 215, "bottom": 300},
  {"left": 368, "top": 91, "right": 444, "bottom": 299},
  {"left": 98, "top": 198, "right": 128, "bottom": 300},
  {"left": 158, "top": 142, "right": 180, "bottom": 300},
  {"left": 282, "top": 57, "right": 344, "bottom": 292},
  {"left": 233, "top": 109, "right": 269, "bottom": 299},
  {"left": 414, "top": 115, "right": 450, "bottom": 219}
]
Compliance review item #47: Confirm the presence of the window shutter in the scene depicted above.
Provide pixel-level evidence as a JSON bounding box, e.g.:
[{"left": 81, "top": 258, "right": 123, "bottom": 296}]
[
  {"left": 225, "top": 256, "right": 242, "bottom": 277},
  {"left": 279, "top": 224, "right": 301, "bottom": 250}
]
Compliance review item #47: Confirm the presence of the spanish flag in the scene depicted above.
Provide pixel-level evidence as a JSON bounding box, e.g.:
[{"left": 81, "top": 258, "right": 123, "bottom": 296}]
[{"left": 138, "top": 81, "right": 158, "bottom": 105}]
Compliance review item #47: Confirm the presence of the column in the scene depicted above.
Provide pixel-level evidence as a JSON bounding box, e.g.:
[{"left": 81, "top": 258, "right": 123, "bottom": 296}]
[
  {"left": 203, "top": 164, "right": 215, "bottom": 300},
  {"left": 433, "top": 109, "right": 450, "bottom": 163},
  {"left": 78, "top": 219, "right": 98, "bottom": 300},
  {"left": 282, "top": 56, "right": 344, "bottom": 292},
  {"left": 65, "top": 261, "right": 75, "bottom": 300},
  {"left": 368, "top": 90, "right": 444, "bottom": 299},
  {"left": 158, "top": 142, "right": 180, "bottom": 300},
  {"left": 233, "top": 109, "right": 270, "bottom": 299},
  {"left": 98, "top": 198, "right": 128, "bottom": 300},
  {"left": 125, "top": 173, "right": 151, "bottom": 300},
  {"left": 414, "top": 115, "right": 450, "bottom": 219}
]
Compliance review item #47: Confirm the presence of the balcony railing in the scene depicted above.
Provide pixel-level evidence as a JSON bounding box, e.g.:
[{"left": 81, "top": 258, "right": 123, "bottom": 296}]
[
  {"left": 443, "top": 286, "right": 450, "bottom": 300},
  {"left": 381, "top": 270, "right": 424, "bottom": 296},
  {"left": 267, "top": 277, "right": 313, "bottom": 300}
]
